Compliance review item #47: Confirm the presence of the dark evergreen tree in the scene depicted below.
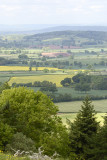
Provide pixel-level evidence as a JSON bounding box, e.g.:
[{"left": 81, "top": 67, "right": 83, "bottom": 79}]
[
  {"left": 88, "top": 115, "right": 107, "bottom": 160},
  {"left": 68, "top": 97, "right": 99, "bottom": 160}
]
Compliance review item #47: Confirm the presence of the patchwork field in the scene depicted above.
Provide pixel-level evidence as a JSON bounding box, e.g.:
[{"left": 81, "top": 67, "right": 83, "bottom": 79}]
[{"left": 8, "top": 74, "right": 74, "bottom": 87}]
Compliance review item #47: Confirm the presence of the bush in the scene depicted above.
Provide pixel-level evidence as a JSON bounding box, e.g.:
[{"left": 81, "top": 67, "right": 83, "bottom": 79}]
[{"left": 6, "top": 132, "right": 36, "bottom": 153}]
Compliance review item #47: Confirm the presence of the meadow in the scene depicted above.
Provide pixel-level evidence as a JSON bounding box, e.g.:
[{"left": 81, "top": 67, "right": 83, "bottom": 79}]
[
  {"left": 57, "top": 99, "right": 107, "bottom": 126},
  {"left": 56, "top": 99, "right": 107, "bottom": 113}
]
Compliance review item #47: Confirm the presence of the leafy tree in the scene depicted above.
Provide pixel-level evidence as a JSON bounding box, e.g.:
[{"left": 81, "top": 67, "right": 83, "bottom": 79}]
[
  {"left": 72, "top": 73, "right": 91, "bottom": 84},
  {"left": 75, "top": 83, "right": 91, "bottom": 93},
  {"left": 60, "top": 77, "right": 72, "bottom": 87},
  {"left": 40, "top": 85, "right": 58, "bottom": 93},
  {"left": 0, "top": 122, "right": 13, "bottom": 151},
  {"left": 68, "top": 97, "right": 99, "bottom": 160},
  {"left": 0, "top": 87, "right": 69, "bottom": 157},
  {"left": 0, "top": 82, "right": 10, "bottom": 93}
]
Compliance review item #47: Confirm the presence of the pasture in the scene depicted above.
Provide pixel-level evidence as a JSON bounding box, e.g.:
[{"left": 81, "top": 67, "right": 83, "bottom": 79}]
[
  {"left": 56, "top": 99, "right": 107, "bottom": 113},
  {"left": 57, "top": 100, "right": 107, "bottom": 126}
]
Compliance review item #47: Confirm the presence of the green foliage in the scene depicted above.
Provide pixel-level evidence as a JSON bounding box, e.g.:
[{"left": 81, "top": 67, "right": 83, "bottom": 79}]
[
  {"left": 6, "top": 132, "right": 36, "bottom": 153},
  {"left": 72, "top": 73, "right": 91, "bottom": 84},
  {"left": 75, "top": 83, "right": 91, "bottom": 93},
  {"left": 0, "top": 82, "right": 10, "bottom": 93},
  {"left": 68, "top": 97, "right": 99, "bottom": 160},
  {"left": 60, "top": 78, "right": 72, "bottom": 87},
  {"left": 88, "top": 115, "right": 107, "bottom": 160},
  {"left": 43, "top": 68, "right": 49, "bottom": 73},
  {"left": 0, "top": 87, "right": 69, "bottom": 157},
  {"left": 0, "top": 122, "right": 13, "bottom": 151}
]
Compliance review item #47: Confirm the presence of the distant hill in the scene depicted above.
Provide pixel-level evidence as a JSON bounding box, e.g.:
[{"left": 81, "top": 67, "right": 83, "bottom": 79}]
[
  {"left": 23, "top": 30, "right": 107, "bottom": 48},
  {"left": 0, "top": 30, "right": 107, "bottom": 48},
  {"left": 1, "top": 25, "right": 107, "bottom": 35}
]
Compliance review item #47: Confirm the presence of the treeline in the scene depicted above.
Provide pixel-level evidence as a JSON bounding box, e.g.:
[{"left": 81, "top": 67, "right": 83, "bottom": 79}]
[
  {"left": 12, "top": 81, "right": 57, "bottom": 93},
  {"left": 61, "top": 74, "right": 107, "bottom": 91}
]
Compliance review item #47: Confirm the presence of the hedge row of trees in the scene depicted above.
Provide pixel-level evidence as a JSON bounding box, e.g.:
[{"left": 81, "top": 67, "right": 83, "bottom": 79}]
[
  {"left": 12, "top": 81, "right": 58, "bottom": 93},
  {"left": 0, "top": 87, "right": 107, "bottom": 159},
  {"left": 61, "top": 74, "right": 107, "bottom": 93}
]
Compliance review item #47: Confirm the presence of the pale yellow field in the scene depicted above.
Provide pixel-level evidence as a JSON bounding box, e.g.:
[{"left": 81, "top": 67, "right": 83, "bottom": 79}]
[
  {"left": 0, "top": 66, "right": 86, "bottom": 72},
  {"left": 0, "top": 66, "right": 29, "bottom": 71},
  {"left": 0, "top": 66, "right": 62, "bottom": 71},
  {"left": 8, "top": 75, "right": 74, "bottom": 87}
]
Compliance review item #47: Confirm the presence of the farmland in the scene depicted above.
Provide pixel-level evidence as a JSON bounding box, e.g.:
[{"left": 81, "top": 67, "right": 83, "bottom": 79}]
[
  {"left": 8, "top": 74, "right": 74, "bottom": 87},
  {"left": 0, "top": 66, "right": 62, "bottom": 71},
  {"left": 57, "top": 100, "right": 107, "bottom": 126},
  {"left": 56, "top": 99, "right": 107, "bottom": 113}
]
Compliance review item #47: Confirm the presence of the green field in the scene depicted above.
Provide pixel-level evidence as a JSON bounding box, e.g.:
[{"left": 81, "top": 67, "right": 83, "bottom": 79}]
[
  {"left": 56, "top": 99, "right": 107, "bottom": 113},
  {"left": 57, "top": 100, "right": 107, "bottom": 126},
  {"left": 57, "top": 87, "right": 107, "bottom": 97}
]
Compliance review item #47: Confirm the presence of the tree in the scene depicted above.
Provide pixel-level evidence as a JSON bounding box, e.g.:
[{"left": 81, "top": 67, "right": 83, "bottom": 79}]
[
  {"left": 88, "top": 115, "right": 107, "bottom": 160},
  {"left": 0, "top": 122, "right": 13, "bottom": 151},
  {"left": 60, "top": 77, "right": 72, "bottom": 87},
  {"left": 68, "top": 97, "right": 99, "bottom": 160},
  {"left": 0, "top": 87, "right": 69, "bottom": 157},
  {"left": 0, "top": 82, "right": 10, "bottom": 93},
  {"left": 75, "top": 83, "right": 91, "bottom": 93}
]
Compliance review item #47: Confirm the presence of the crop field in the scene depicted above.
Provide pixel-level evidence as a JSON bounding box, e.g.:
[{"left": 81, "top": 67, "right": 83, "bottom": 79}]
[
  {"left": 58, "top": 113, "right": 106, "bottom": 126},
  {"left": 8, "top": 74, "right": 74, "bottom": 87},
  {"left": 56, "top": 99, "right": 107, "bottom": 113},
  {"left": 0, "top": 66, "right": 62, "bottom": 71}
]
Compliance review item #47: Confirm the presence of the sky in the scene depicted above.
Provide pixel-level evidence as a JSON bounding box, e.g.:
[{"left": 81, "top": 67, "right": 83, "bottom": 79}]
[{"left": 0, "top": 0, "right": 107, "bottom": 25}]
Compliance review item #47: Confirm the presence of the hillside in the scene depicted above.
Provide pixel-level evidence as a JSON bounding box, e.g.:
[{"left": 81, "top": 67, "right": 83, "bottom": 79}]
[
  {"left": 23, "top": 30, "right": 107, "bottom": 48},
  {"left": 0, "top": 30, "right": 107, "bottom": 48}
]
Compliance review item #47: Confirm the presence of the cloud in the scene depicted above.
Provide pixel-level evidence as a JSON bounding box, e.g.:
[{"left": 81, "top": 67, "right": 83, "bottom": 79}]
[{"left": 0, "top": 0, "right": 107, "bottom": 25}]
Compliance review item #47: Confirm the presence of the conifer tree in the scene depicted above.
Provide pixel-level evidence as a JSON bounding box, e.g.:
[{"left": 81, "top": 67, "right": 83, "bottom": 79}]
[
  {"left": 88, "top": 115, "right": 107, "bottom": 160},
  {"left": 68, "top": 97, "right": 99, "bottom": 160}
]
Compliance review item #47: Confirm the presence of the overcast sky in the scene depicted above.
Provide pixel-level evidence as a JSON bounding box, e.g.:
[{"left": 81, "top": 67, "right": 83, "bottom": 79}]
[{"left": 0, "top": 0, "right": 107, "bottom": 25}]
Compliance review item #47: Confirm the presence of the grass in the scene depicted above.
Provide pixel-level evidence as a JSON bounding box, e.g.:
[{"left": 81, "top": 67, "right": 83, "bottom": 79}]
[
  {"left": 0, "top": 152, "right": 29, "bottom": 160},
  {"left": 58, "top": 113, "right": 106, "bottom": 126},
  {"left": 56, "top": 99, "right": 107, "bottom": 113},
  {"left": 0, "top": 77, "right": 10, "bottom": 83},
  {"left": 57, "top": 87, "right": 107, "bottom": 97}
]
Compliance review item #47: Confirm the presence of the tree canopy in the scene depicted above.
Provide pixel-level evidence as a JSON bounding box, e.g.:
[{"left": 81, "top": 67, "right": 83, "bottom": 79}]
[{"left": 0, "top": 87, "right": 69, "bottom": 156}]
